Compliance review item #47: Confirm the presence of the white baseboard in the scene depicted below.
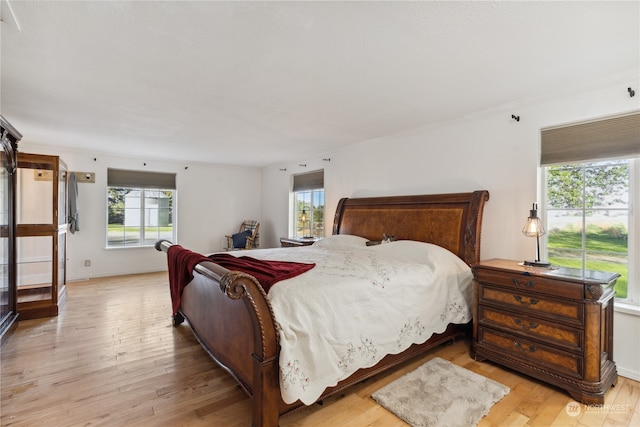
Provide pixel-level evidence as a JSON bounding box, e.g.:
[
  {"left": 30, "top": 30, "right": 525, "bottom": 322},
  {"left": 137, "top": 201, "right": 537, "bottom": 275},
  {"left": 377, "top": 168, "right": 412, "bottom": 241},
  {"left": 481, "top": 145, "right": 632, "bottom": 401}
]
[
  {"left": 67, "top": 268, "right": 167, "bottom": 283},
  {"left": 617, "top": 366, "right": 640, "bottom": 382}
]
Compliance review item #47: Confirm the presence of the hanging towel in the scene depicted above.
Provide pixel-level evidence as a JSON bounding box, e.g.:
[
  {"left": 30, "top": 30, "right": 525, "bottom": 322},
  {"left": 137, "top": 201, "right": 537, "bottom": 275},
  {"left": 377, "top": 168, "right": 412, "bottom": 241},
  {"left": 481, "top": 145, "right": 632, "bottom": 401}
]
[{"left": 68, "top": 172, "right": 79, "bottom": 233}]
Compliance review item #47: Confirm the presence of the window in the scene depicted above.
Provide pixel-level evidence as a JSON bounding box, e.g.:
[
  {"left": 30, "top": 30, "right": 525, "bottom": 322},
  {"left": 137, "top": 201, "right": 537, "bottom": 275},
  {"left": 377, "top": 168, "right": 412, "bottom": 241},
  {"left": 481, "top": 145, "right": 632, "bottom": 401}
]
[
  {"left": 544, "top": 159, "right": 636, "bottom": 300},
  {"left": 294, "top": 189, "right": 324, "bottom": 238},
  {"left": 107, "top": 169, "right": 176, "bottom": 247},
  {"left": 292, "top": 170, "right": 324, "bottom": 238},
  {"left": 540, "top": 112, "right": 639, "bottom": 303}
]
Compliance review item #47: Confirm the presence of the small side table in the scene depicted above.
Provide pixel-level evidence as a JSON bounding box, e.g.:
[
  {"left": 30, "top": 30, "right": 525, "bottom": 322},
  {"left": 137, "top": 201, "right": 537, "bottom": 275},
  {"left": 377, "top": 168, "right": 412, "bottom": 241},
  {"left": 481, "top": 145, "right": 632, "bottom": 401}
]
[{"left": 280, "top": 237, "right": 319, "bottom": 248}]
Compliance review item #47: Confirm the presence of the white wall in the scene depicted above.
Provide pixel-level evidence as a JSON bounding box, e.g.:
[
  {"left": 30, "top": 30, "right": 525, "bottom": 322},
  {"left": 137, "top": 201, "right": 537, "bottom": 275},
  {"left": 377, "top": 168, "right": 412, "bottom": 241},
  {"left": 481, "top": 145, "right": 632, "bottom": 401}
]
[
  {"left": 19, "top": 145, "right": 262, "bottom": 281},
  {"left": 20, "top": 75, "right": 639, "bottom": 381},
  {"left": 261, "top": 76, "right": 640, "bottom": 380}
]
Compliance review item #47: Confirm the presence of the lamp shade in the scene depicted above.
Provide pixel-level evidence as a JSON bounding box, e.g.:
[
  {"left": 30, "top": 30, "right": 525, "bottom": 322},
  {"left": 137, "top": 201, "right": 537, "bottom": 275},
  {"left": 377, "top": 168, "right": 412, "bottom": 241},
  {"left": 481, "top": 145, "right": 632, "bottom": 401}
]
[
  {"left": 522, "top": 203, "right": 545, "bottom": 237},
  {"left": 522, "top": 216, "right": 546, "bottom": 237}
]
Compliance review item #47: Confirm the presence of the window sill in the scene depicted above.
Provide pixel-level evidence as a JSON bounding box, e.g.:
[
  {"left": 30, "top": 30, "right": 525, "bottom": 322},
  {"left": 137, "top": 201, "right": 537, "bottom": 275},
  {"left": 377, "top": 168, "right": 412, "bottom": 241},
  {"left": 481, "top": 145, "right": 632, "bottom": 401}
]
[
  {"left": 614, "top": 300, "right": 640, "bottom": 317},
  {"left": 104, "top": 244, "right": 157, "bottom": 250}
]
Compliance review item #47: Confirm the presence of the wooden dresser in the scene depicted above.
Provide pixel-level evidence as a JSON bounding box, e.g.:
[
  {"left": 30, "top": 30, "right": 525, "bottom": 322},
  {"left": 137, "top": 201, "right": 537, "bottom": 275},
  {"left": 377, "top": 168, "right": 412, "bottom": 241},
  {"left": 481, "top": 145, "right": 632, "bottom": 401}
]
[{"left": 471, "top": 258, "right": 618, "bottom": 404}]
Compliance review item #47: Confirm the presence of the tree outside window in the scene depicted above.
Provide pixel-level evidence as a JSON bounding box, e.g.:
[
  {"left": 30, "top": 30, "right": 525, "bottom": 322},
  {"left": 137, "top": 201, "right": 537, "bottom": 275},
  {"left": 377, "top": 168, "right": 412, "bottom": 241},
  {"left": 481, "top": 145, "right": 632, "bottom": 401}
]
[
  {"left": 107, "top": 187, "right": 175, "bottom": 247},
  {"left": 545, "top": 159, "right": 630, "bottom": 298}
]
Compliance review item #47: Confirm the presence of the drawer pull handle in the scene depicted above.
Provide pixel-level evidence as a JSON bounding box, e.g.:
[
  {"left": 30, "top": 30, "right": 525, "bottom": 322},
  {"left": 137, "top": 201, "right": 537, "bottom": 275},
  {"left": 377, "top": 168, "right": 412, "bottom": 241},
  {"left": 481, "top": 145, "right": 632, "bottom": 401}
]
[
  {"left": 512, "top": 278, "right": 536, "bottom": 288},
  {"left": 513, "top": 341, "right": 537, "bottom": 353},
  {"left": 514, "top": 319, "right": 538, "bottom": 330},
  {"left": 514, "top": 295, "right": 539, "bottom": 305}
]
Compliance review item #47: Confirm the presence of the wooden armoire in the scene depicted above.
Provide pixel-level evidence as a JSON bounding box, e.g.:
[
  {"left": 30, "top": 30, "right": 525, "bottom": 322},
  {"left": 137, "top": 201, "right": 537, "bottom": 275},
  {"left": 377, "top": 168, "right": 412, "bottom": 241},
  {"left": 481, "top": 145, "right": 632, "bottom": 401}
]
[{"left": 0, "top": 116, "right": 21, "bottom": 349}]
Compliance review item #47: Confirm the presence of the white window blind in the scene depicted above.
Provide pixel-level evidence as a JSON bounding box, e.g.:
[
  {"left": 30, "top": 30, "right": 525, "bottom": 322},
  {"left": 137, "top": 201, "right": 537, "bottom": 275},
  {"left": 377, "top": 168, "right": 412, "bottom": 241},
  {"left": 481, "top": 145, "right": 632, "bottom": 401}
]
[
  {"left": 293, "top": 169, "right": 324, "bottom": 191},
  {"left": 107, "top": 168, "right": 176, "bottom": 189},
  {"left": 540, "top": 112, "right": 640, "bottom": 166}
]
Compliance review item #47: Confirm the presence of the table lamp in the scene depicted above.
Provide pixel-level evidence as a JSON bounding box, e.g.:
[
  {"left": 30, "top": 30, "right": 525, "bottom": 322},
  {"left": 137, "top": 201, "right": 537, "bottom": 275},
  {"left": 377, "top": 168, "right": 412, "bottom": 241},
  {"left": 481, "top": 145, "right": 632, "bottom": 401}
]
[{"left": 522, "top": 203, "right": 551, "bottom": 267}]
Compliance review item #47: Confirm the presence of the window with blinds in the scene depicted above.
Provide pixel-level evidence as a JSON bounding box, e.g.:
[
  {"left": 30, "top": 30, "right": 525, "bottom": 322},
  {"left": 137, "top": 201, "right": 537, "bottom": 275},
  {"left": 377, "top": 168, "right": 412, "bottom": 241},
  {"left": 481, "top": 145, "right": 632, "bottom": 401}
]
[
  {"left": 106, "top": 169, "right": 176, "bottom": 247},
  {"left": 292, "top": 170, "right": 324, "bottom": 238},
  {"left": 541, "top": 111, "right": 639, "bottom": 303}
]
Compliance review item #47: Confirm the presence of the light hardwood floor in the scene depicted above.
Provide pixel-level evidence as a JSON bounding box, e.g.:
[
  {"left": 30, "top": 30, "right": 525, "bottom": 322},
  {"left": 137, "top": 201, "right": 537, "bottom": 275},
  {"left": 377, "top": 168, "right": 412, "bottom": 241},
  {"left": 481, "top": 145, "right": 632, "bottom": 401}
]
[{"left": 1, "top": 272, "right": 639, "bottom": 426}]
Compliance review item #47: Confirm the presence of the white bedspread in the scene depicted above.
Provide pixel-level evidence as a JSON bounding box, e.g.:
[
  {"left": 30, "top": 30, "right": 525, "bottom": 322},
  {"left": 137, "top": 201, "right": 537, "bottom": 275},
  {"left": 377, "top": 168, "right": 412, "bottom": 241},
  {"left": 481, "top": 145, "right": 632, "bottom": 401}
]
[{"left": 233, "top": 236, "right": 473, "bottom": 405}]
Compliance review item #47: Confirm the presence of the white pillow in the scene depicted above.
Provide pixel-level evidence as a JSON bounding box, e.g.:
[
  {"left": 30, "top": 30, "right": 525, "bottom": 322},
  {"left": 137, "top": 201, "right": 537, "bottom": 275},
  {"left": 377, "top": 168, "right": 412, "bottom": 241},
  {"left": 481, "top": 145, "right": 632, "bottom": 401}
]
[
  {"left": 312, "top": 234, "right": 369, "bottom": 249},
  {"left": 368, "top": 240, "right": 470, "bottom": 272}
]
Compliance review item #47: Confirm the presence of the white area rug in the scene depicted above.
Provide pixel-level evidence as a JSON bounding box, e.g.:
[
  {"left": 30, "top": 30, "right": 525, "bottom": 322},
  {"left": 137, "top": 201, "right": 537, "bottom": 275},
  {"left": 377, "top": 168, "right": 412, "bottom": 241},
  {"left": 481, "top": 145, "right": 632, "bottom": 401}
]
[{"left": 372, "top": 357, "right": 510, "bottom": 427}]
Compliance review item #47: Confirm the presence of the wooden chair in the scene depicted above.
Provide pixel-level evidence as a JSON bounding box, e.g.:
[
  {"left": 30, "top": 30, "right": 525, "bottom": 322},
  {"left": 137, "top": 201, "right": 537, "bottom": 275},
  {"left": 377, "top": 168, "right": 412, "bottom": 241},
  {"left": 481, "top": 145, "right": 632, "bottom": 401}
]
[{"left": 225, "top": 220, "right": 260, "bottom": 250}]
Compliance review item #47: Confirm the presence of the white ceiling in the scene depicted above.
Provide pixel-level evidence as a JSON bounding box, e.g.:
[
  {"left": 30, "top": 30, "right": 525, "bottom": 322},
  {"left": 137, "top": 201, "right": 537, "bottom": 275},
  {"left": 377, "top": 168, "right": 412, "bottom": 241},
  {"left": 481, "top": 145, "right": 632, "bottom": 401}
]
[{"left": 1, "top": 1, "right": 638, "bottom": 168}]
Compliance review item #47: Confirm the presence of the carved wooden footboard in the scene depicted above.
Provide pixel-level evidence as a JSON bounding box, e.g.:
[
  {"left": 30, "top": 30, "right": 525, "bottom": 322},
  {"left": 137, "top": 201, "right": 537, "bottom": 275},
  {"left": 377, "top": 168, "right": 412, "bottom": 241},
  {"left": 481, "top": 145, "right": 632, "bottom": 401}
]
[{"left": 157, "top": 190, "right": 489, "bottom": 427}]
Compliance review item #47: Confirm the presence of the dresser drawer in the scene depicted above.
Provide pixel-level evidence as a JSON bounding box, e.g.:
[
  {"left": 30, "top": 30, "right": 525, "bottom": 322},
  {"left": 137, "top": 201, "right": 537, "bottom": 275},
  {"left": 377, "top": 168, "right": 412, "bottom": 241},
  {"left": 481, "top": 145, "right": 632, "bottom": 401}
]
[
  {"left": 479, "top": 285, "right": 584, "bottom": 324},
  {"left": 478, "top": 328, "right": 583, "bottom": 379},
  {"left": 478, "top": 306, "right": 583, "bottom": 352},
  {"left": 475, "top": 268, "right": 584, "bottom": 300}
]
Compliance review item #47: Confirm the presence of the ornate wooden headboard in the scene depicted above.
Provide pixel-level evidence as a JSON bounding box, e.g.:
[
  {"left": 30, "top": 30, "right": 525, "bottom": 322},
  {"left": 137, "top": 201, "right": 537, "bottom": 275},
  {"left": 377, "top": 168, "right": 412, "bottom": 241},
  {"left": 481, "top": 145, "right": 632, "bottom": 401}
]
[{"left": 332, "top": 190, "right": 490, "bottom": 266}]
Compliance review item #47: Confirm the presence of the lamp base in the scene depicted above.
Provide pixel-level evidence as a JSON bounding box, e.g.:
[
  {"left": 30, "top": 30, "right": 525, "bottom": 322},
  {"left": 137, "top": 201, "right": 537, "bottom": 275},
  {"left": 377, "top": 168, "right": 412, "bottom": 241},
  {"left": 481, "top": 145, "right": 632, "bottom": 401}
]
[{"left": 524, "top": 259, "right": 552, "bottom": 268}]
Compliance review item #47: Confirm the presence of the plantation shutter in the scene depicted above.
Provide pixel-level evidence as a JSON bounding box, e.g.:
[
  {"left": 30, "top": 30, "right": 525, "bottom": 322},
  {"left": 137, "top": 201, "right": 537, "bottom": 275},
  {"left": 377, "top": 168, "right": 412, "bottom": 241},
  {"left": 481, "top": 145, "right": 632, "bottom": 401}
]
[
  {"left": 107, "top": 169, "right": 176, "bottom": 189},
  {"left": 293, "top": 170, "right": 324, "bottom": 191},
  {"left": 540, "top": 112, "right": 640, "bottom": 166}
]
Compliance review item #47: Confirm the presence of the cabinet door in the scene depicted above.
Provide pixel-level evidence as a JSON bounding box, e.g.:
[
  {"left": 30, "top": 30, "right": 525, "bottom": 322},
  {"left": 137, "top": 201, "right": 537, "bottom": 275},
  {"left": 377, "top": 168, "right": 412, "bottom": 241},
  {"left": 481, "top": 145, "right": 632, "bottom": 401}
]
[
  {"left": 58, "top": 231, "right": 66, "bottom": 299},
  {"left": 0, "top": 150, "right": 10, "bottom": 326},
  {"left": 0, "top": 126, "right": 17, "bottom": 339},
  {"left": 58, "top": 169, "right": 67, "bottom": 228},
  {"left": 16, "top": 153, "right": 66, "bottom": 319}
]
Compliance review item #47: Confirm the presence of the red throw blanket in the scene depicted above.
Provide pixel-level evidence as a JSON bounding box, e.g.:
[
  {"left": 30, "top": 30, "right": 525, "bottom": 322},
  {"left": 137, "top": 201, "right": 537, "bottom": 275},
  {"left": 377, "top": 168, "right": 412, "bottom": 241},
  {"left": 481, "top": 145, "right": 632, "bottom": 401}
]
[
  {"left": 167, "top": 245, "right": 210, "bottom": 315},
  {"left": 166, "top": 246, "right": 315, "bottom": 316},
  {"left": 208, "top": 253, "right": 315, "bottom": 293}
]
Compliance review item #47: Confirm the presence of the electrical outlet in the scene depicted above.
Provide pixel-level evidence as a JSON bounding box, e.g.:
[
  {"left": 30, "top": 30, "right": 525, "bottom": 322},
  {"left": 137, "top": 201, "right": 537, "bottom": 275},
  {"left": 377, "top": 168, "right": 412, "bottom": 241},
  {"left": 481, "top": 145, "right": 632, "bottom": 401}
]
[{"left": 84, "top": 259, "right": 91, "bottom": 267}]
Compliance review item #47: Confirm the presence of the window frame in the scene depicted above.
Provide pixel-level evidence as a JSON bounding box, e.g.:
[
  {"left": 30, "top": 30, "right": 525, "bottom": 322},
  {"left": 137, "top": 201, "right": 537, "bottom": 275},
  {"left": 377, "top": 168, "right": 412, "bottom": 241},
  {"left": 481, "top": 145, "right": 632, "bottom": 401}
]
[
  {"left": 106, "top": 186, "right": 176, "bottom": 248},
  {"left": 292, "top": 188, "right": 324, "bottom": 238}
]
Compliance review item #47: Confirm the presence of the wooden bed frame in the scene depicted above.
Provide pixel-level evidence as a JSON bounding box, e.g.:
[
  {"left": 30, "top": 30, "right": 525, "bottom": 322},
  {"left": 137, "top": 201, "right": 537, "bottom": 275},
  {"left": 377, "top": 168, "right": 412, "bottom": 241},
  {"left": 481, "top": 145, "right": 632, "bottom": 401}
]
[{"left": 156, "top": 190, "right": 489, "bottom": 427}]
